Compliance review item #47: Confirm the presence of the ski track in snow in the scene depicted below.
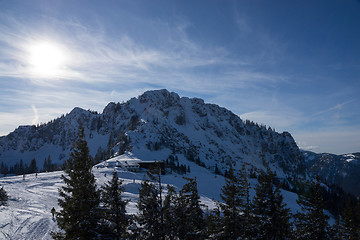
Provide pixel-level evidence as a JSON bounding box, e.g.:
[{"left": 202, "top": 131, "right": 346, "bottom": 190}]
[
  {"left": 0, "top": 172, "right": 61, "bottom": 240},
  {"left": 0, "top": 164, "right": 225, "bottom": 239}
]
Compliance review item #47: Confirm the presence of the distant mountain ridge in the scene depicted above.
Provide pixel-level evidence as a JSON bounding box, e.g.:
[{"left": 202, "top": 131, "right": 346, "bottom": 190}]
[
  {"left": 304, "top": 151, "right": 360, "bottom": 197},
  {"left": 0, "top": 89, "right": 305, "bottom": 180}
]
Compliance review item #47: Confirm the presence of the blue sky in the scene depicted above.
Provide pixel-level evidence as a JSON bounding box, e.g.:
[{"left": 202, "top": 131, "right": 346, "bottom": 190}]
[{"left": 0, "top": 0, "right": 359, "bottom": 154}]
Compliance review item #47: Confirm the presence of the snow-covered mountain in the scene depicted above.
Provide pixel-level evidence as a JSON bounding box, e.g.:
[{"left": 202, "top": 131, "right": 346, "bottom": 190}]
[
  {"left": 0, "top": 89, "right": 305, "bottom": 179},
  {"left": 304, "top": 151, "right": 360, "bottom": 197}
]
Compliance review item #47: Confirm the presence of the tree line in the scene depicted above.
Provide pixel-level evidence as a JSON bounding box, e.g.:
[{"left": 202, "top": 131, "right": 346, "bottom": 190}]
[
  {"left": 52, "top": 128, "right": 360, "bottom": 239},
  {"left": 0, "top": 155, "right": 61, "bottom": 176}
]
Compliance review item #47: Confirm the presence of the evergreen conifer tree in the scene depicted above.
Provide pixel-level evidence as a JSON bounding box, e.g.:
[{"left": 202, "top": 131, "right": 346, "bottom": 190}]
[
  {"left": 341, "top": 197, "right": 359, "bottom": 240},
  {"left": 238, "top": 165, "right": 252, "bottom": 238},
  {"left": 218, "top": 165, "right": 250, "bottom": 239},
  {"left": 0, "top": 162, "right": 8, "bottom": 176},
  {"left": 219, "top": 166, "right": 240, "bottom": 239},
  {"left": 101, "top": 171, "right": 129, "bottom": 240},
  {"left": 294, "top": 177, "right": 329, "bottom": 240},
  {"left": 29, "top": 158, "right": 38, "bottom": 174},
  {"left": 137, "top": 179, "right": 162, "bottom": 240},
  {"left": 328, "top": 215, "right": 343, "bottom": 240},
  {"left": 162, "top": 184, "right": 178, "bottom": 239},
  {"left": 137, "top": 163, "right": 178, "bottom": 240},
  {"left": 205, "top": 206, "right": 223, "bottom": 240},
  {"left": 43, "top": 157, "right": 49, "bottom": 172},
  {"left": 356, "top": 201, "right": 360, "bottom": 238},
  {"left": 16, "top": 159, "right": 24, "bottom": 175},
  {"left": 52, "top": 127, "right": 101, "bottom": 240},
  {"left": 252, "top": 168, "right": 292, "bottom": 240},
  {"left": 43, "top": 155, "right": 52, "bottom": 172},
  {"left": 174, "top": 177, "right": 205, "bottom": 240}
]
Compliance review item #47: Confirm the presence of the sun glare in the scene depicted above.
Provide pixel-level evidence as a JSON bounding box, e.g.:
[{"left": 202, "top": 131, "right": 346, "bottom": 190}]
[{"left": 29, "top": 42, "right": 66, "bottom": 77}]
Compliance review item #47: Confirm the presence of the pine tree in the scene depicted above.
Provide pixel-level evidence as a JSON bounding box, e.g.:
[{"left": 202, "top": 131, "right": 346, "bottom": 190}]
[
  {"left": 356, "top": 201, "right": 360, "bottom": 238},
  {"left": 0, "top": 162, "right": 8, "bottom": 176},
  {"left": 214, "top": 164, "right": 220, "bottom": 175},
  {"left": 162, "top": 184, "right": 178, "bottom": 239},
  {"left": 270, "top": 186, "right": 292, "bottom": 239},
  {"left": 137, "top": 163, "right": 179, "bottom": 240},
  {"left": 43, "top": 155, "right": 53, "bottom": 172},
  {"left": 238, "top": 165, "right": 253, "bottom": 238},
  {"left": 43, "top": 157, "right": 49, "bottom": 172},
  {"left": 101, "top": 171, "right": 129, "bottom": 240},
  {"left": 205, "top": 206, "right": 223, "bottom": 240},
  {"left": 294, "top": 177, "right": 329, "bottom": 240},
  {"left": 218, "top": 165, "right": 243, "bottom": 239},
  {"left": 328, "top": 215, "right": 343, "bottom": 240},
  {"left": 174, "top": 177, "right": 205, "bottom": 240},
  {"left": 341, "top": 197, "right": 359, "bottom": 240},
  {"left": 137, "top": 179, "right": 162, "bottom": 240},
  {"left": 16, "top": 159, "right": 24, "bottom": 175},
  {"left": 252, "top": 168, "right": 292, "bottom": 240},
  {"left": 0, "top": 185, "right": 8, "bottom": 206},
  {"left": 52, "top": 127, "right": 101, "bottom": 240},
  {"left": 29, "top": 158, "right": 38, "bottom": 174},
  {"left": 220, "top": 166, "right": 251, "bottom": 239}
]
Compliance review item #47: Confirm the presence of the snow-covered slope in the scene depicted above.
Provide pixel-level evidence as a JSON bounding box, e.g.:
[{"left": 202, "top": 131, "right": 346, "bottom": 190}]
[
  {"left": 0, "top": 172, "right": 60, "bottom": 239},
  {"left": 0, "top": 160, "right": 224, "bottom": 239},
  {"left": 0, "top": 155, "right": 304, "bottom": 240},
  {"left": 0, "top": 107, "right": 109, "bottom": 170},
  {"left": 0, "top": 89, "right": 305, "bottom": 179}
]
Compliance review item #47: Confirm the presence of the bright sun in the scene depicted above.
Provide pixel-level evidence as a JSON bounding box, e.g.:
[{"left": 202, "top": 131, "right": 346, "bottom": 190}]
[{"left": 29, "top": 42, "right": 65, "bottom": 77}]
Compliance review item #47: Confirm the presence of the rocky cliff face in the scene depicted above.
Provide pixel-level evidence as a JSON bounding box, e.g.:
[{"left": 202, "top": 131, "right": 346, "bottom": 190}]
[{"left": 0, "top": 89, "right": 305, "bottom": 178}]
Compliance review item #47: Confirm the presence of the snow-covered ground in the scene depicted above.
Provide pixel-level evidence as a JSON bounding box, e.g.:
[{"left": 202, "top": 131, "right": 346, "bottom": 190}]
[
  {"left": 0, "top": 172, "right": 61, "bottom": 239},
  {"left": 0, "top": 155, "right": 315, "bottom": 240},
  {"left": 0, "top": 157, "right": 224, "bottom": 239}
]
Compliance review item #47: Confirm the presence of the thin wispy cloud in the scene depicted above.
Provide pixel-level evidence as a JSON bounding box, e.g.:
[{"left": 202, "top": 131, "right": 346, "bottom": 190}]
[
  {"left": 313, "top": 99, "right": 356, "bottom": 116},
  {"left": 31, "top": 105, "right": 39, "bottom": 125},
  {"left": 0, "top": 12, "right": 277, "bottom": 91}
]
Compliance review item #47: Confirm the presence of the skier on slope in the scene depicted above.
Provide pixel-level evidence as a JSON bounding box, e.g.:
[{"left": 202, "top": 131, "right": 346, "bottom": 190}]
[{"left": 51, "top": 207, "right": 56, "bottom": 218}]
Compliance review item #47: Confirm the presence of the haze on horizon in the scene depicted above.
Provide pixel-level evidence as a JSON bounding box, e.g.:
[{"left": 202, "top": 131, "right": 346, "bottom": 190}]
[{"left": 0, "top": 0, "right": 359, "bottom": 155}]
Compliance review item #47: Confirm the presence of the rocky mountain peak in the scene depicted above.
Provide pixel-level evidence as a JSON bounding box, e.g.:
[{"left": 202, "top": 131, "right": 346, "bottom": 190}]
[
  {"left": 139, "top": 89, "right": 180, "bottom": 106},
  {"left": 68, "top": 107, "right": 89, "bottom": 116},
  {"left": 0, "top": 89, "right": 306, "bottom": 180}
]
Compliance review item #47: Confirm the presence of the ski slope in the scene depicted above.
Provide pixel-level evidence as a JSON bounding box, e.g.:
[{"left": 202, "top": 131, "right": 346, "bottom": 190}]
[
  {"left": 0, "top": 157, "right": 223, "bottom": 239},
  {"left": 0, "top": 172, "right": 61, "bottom": 239},
  {"left": 0, "top": 155, "right": 307, "bottom": 240}
]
